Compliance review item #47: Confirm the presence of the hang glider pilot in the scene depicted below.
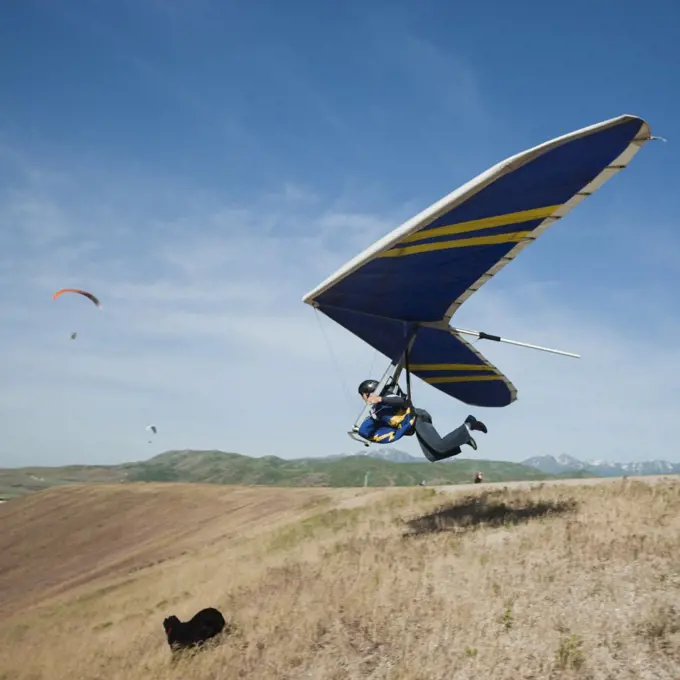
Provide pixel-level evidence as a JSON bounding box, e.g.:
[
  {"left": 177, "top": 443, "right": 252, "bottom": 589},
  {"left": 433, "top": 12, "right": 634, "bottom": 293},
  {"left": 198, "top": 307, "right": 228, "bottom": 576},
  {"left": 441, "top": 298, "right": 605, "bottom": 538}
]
[{"left": 357, "top": 379, "right": 488, "bottom": 462}]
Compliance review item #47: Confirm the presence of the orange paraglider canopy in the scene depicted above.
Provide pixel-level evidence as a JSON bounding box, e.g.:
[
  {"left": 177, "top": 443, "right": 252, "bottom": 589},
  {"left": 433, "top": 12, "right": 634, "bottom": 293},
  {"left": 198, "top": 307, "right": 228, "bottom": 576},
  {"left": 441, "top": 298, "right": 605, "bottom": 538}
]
[{"left": 52, "top": 288, "right": 102, "bottom": 308}]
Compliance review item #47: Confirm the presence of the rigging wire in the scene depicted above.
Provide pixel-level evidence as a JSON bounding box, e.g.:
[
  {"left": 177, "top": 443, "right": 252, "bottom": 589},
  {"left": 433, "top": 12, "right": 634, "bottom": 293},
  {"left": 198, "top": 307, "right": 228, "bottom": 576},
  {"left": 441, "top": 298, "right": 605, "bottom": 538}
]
[
  {"left": 313, "top": 308, "right": 356, "bottom": 414},
  {"left": 366, "top": 346, "right": 379, "bottom": 380}
]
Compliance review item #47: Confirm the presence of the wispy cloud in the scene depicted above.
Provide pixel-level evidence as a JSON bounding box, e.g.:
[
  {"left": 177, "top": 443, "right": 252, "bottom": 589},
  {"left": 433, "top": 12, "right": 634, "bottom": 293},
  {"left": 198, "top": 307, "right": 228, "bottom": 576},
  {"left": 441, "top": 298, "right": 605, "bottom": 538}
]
[
  {"left": 439, "top": 278, "right": 680, "bottom": 465},
  {"left": 2, "top": 189, "right": 73, "bottom": 245},
  {"left": 0, "top": 149, "right": 399, "bottom": 465},
  {"left": 357, "top": 8, "right": 493, "bottom": 128}
]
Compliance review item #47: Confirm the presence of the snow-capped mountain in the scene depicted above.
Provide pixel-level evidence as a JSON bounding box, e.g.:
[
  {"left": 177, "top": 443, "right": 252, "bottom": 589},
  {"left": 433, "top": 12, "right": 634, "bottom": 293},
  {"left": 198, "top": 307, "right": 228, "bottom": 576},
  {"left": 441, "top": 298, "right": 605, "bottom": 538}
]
[
  {"left": 522, "top": 454, "right": 680, "bottom": 477},
  {"left": 522, "top": 454, "right": 587, "bottom": 475},
  {"left": 585, "top": 459, "right": 679, "bottom": 477}
]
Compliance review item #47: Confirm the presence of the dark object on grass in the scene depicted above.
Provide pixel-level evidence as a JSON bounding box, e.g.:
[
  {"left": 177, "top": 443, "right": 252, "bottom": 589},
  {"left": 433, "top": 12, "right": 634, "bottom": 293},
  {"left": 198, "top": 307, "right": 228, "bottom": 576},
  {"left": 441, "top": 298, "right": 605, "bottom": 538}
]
[{"left": 163, "top": 607, "right": 226, "bottom": 653}]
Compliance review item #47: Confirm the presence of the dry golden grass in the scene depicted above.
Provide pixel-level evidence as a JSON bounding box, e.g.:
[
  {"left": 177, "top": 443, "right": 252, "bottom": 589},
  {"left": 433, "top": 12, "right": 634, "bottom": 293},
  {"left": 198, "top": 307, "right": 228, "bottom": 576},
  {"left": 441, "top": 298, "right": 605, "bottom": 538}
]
[
  {"left": 1, "top": 478, "right": 678, "bottom": 679},
  {"left": 0, "top": 482, "right": 348, "bottom": 615}
]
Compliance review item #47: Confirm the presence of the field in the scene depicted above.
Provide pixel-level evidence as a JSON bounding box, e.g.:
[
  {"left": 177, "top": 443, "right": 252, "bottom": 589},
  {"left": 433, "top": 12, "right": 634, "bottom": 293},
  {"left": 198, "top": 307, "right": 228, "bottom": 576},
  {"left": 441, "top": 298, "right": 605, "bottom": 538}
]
[{"left": 0, "top": 476, "right": 678, "bottom": 679}]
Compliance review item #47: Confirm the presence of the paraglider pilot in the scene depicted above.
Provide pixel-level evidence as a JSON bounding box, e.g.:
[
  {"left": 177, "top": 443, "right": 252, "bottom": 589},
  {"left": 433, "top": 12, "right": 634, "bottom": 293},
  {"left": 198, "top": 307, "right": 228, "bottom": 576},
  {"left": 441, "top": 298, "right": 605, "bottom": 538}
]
[{"left": 357, "top": 379, "right": 487, "bottom": 462}]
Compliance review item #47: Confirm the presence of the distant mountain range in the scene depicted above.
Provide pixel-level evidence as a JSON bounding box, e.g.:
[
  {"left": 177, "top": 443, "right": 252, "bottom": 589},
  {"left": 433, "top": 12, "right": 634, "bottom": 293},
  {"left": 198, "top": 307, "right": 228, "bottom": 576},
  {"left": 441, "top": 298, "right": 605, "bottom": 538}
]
[
  {"left": 521, "top": 453, "right": 680, "bottom": 477},
  {"left": 330, "top": 447, "right": 493, "bottom": 464},
  {"left": 334, "top": 449, "right": 680, "bottom": 477}
]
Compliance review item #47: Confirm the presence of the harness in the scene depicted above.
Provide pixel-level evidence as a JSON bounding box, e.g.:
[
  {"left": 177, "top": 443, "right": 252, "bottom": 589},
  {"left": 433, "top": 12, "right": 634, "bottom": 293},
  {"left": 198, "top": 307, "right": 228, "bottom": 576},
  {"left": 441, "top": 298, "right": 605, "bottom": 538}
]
[{"left": 348, "top": 326, "right": 418, "bottom": 446}]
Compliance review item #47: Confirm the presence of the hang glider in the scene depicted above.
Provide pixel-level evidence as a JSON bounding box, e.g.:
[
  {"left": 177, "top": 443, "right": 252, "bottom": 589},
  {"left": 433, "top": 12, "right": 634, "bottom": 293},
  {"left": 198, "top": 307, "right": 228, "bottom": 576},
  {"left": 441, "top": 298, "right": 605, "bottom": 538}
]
[{"left": 303, "top": 114, "right": 655, "bottom": 442}]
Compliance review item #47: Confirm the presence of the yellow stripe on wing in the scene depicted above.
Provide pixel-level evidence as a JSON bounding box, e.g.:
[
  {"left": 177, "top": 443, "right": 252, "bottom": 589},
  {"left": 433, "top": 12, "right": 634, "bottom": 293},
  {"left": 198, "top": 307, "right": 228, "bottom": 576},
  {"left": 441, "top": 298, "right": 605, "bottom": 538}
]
[
  {"left": 378, "top": 231, "right": 532, "bottom": 258},
  {"left": 410, "top": 363, "right": 498, "bottom": 372},
  {"left": 425, "top": 375, "right": 506, "bottom": 384},
  {"left": 400, "top": 205, "right": 560, "bottom": 244}
]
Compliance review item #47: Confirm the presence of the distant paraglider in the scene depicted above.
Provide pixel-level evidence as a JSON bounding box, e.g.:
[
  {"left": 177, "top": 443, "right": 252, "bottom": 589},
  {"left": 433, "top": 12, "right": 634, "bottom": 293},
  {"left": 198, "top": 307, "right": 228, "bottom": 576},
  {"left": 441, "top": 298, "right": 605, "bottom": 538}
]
[
  {"left": 53, "top": 288, "right": 101, "bottom": 339},
  {"left": 146, "top": 424, "right": 157, "bottom": 443}
]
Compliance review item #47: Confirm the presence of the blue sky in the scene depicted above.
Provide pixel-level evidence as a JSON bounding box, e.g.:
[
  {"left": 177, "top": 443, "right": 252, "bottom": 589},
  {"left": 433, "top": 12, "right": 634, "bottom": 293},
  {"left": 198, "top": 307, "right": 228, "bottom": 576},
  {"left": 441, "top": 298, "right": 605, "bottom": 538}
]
[{"left": 1, "top": 0, "right": 678, "bottom": 467}]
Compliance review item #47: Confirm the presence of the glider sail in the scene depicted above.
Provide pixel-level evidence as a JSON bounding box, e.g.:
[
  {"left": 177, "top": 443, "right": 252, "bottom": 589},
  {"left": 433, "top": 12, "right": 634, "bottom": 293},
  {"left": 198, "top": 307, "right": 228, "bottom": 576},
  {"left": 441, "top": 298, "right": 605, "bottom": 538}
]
[
  {"left": 304, "top": 115, "right": 653, "bottom": 417},
  {"left": 53, "top": 288, "right": 102, "bottom": 308}
]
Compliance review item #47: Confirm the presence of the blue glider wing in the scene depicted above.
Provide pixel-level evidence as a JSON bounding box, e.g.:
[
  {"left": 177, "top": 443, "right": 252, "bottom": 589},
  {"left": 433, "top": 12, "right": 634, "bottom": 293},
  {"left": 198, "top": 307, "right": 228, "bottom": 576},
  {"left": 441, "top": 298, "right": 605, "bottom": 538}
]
[
  {"left": 304, "top": 115, "right": 652, "bottom": 407},
  {"left": 320, "top": 306, "right": 515, "bottom": 406}
]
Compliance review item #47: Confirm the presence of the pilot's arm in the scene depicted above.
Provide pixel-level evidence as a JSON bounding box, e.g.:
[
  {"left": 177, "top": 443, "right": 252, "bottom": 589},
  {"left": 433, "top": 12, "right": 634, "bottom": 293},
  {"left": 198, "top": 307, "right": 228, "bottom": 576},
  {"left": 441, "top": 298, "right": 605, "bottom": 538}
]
[{"left": 367, "top": 393, "right": 408, "bottom": 408}]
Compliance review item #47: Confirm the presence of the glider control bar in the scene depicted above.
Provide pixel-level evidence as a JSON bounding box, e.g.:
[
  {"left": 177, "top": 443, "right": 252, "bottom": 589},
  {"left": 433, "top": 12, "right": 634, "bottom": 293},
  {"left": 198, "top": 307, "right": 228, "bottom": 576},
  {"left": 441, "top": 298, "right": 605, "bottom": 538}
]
[{"left": 451, "top": 327, "right": 581, "bottom": 359}]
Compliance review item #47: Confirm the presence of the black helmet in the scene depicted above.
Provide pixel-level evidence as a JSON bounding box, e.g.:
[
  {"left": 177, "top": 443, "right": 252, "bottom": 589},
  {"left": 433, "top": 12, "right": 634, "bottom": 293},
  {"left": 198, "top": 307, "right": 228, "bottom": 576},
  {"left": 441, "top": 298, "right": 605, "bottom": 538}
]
[{"left": 358, "top": 379, "right": 379, "bottom": 396}]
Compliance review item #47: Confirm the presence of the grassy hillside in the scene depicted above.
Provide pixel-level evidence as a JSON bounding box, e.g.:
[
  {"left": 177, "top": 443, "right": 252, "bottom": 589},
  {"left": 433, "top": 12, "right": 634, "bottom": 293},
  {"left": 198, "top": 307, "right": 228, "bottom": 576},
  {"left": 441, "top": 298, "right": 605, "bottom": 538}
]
[
  {"left": 0, "top": 464, "right": 127, "bottom": 500},
  {"left": 0, "top": 449, "right": 559, "bottom": 500},
  {"left": 0, "top": 483, "right": 340, "bottom": 617},
  {"left": 553, "top": 468, "right": 600, "bottom": 479},
  {"left": 127, "top": 450, "right": 554, "bottom": 487},
  {"left": 0, "top": 477, "right": 677, "bottom": 679}
]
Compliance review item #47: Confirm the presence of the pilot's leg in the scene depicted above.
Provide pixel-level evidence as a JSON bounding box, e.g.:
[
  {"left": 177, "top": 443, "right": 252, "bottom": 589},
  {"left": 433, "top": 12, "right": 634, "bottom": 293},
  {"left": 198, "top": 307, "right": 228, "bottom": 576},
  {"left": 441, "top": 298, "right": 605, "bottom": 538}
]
[{"left": 414, "top": 417, "right": 476, "bottom": 462}]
